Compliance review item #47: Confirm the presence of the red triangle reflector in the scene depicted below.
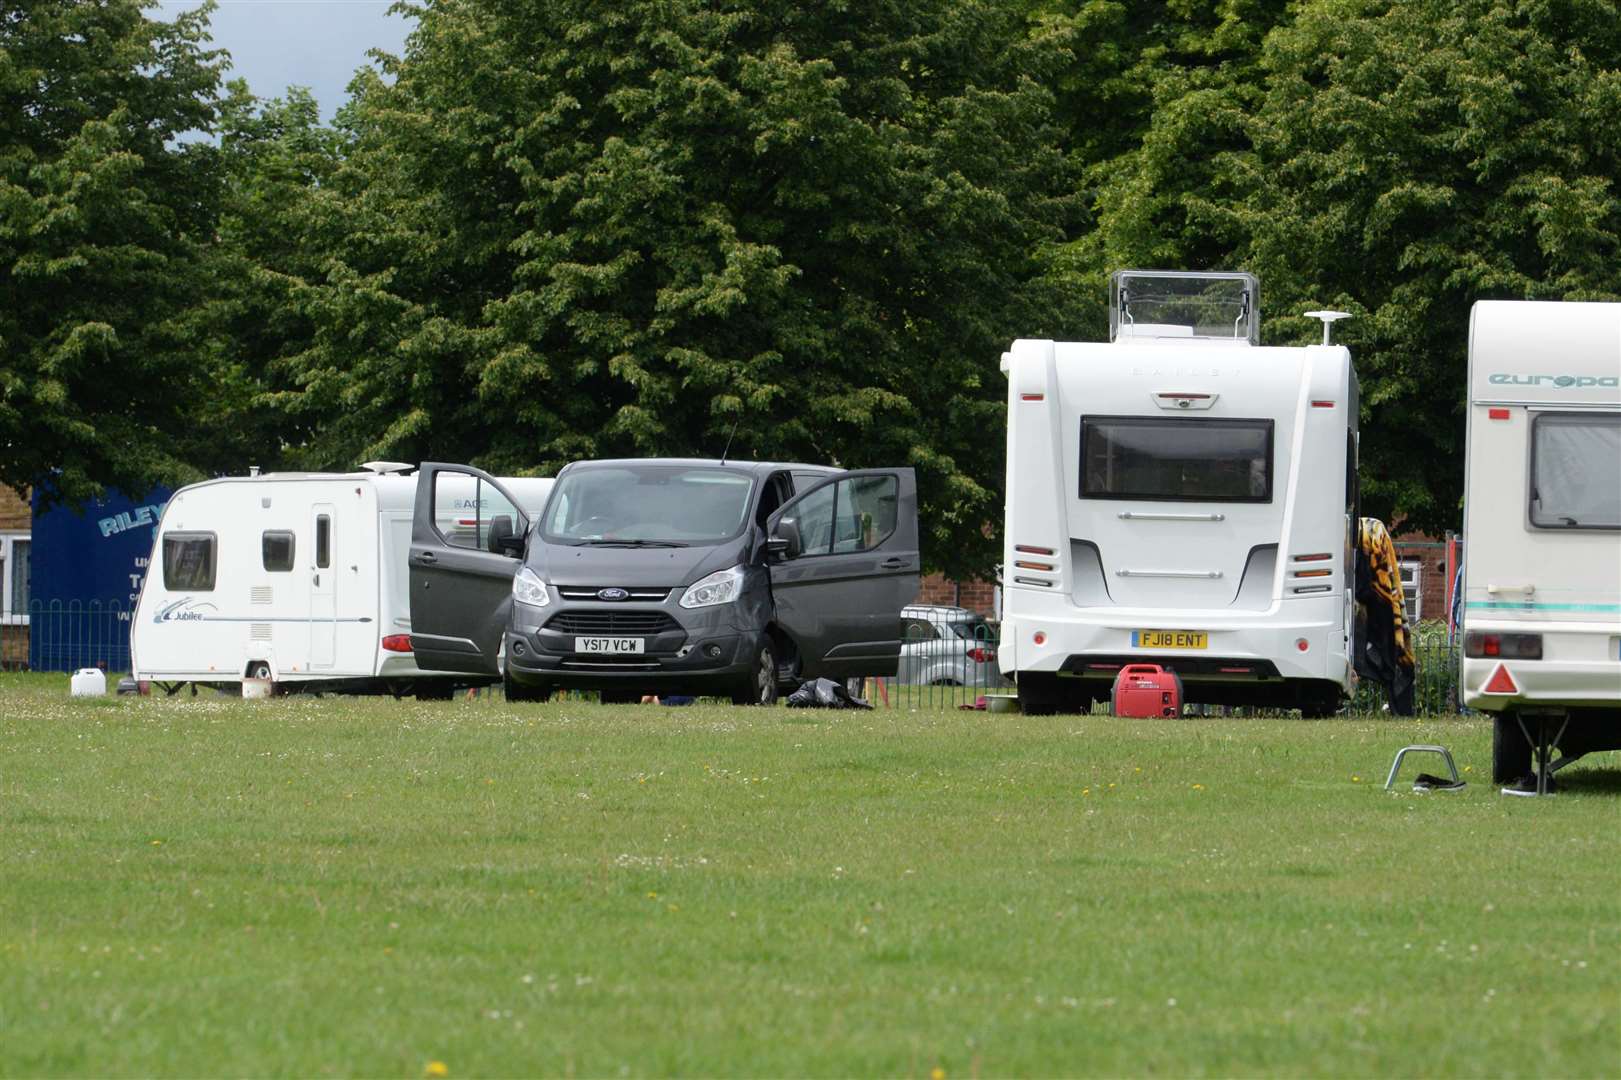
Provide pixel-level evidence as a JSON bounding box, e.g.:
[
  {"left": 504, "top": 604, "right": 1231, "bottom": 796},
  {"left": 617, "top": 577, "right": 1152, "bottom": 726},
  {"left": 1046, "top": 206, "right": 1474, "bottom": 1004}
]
[{"left": 1483, "top": 664, "right": 1518, "bottom": 695}]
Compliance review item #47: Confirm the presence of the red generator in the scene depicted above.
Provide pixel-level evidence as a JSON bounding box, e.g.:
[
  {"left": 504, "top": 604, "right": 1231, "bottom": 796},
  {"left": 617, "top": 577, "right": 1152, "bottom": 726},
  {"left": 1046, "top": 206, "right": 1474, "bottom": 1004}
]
[{"left": 1110, "top": 664, "right": 1184, "bottom": 718}]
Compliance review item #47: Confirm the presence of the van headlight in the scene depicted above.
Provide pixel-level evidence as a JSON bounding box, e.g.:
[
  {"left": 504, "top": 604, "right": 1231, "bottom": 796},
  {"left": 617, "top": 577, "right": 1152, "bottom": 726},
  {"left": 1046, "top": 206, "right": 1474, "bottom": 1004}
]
[
  {"left": 512, "top": 566, "right": 551, "bottom": 607},
  {"left": 679, "top": 565, "right": 746, "bottom": 609}
]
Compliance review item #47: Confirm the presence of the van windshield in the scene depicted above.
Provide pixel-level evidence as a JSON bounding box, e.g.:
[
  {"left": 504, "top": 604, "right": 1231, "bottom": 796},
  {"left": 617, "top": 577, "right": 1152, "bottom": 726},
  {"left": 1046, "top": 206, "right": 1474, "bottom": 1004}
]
[
  {"left": 1529, "top": 412, "right": 1621, "bottom": 529},
  {"left": 542, "top": 465, "right": 755, "bottom": 544}
]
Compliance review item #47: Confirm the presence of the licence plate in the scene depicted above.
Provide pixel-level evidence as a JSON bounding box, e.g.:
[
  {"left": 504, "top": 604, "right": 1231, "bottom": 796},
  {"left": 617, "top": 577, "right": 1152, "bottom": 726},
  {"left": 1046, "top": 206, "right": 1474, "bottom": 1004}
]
[
  {"left": 1133, "top": 629, "right": 1208, "bottom": 650},
  {"left": 574, "top": 637, "right": 646, "bottom": 654}
]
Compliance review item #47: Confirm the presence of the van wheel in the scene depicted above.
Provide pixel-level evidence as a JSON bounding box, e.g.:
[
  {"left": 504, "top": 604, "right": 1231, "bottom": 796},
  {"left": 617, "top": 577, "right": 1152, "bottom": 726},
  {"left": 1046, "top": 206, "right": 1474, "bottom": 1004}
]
[
  {"left": 733, "top": 641, "right": 779, "bottom": 706},
  {"left": 1493, "top": 713, "right": 1533, "bottom": 784},
  {"left": 504, "top": 670, "right": 552, "bottom": 704}
]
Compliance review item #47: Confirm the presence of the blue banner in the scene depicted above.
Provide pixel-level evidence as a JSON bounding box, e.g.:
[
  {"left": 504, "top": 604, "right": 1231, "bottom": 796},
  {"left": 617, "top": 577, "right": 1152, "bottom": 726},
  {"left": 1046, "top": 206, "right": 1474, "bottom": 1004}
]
[{"left": 28, "top": 487, "right": 171, "bottom": 672}]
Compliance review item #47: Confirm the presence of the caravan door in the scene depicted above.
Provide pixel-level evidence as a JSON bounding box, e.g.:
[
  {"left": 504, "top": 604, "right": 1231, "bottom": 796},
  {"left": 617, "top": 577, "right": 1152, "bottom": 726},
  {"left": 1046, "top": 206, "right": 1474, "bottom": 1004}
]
[
  {"left": 765, "top": 469, "right": 921, "bottom": 678},
  {"left": 408, "top": 463, "right": 531, "bottom": 675}
]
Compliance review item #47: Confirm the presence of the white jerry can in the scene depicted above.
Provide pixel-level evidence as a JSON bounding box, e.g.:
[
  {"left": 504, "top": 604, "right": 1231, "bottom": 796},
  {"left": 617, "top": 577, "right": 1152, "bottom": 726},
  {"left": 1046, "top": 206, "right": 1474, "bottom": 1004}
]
[{"left": 70, "top": 668, "right": 108, "bottom": 697}]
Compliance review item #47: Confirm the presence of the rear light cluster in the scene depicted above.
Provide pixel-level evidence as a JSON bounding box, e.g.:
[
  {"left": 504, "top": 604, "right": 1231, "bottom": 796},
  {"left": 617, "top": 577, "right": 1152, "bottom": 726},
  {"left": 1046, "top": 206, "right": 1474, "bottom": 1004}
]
[
  {"left": 1464, "top": 631, "right": 1542, "bottom": 660},
  {"left": 967, "top": 646, "right": 995, "bottom": 663},
  {"left": 1013, "top": 544, "right": 1057, "bottom": 588},
  {"left": 1289, "top": 553, "right": 1334, "bottom": 594},
  {"left": 382, "top": 634, "right": 413, "bottom": 653}
]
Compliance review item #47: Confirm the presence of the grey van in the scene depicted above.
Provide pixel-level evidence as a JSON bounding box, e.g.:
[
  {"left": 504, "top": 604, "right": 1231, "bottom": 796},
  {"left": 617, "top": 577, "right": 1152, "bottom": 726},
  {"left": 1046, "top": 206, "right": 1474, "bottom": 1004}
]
[{"left": 405, "top": 459, "right": 921, "bottom": 704}]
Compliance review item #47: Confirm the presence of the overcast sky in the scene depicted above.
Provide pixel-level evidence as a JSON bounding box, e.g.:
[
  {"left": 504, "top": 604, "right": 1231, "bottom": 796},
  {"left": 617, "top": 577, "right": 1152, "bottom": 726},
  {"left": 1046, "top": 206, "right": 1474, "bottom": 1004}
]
[{"left": 154, "top": 0, "right": 415, "bottom": 122}]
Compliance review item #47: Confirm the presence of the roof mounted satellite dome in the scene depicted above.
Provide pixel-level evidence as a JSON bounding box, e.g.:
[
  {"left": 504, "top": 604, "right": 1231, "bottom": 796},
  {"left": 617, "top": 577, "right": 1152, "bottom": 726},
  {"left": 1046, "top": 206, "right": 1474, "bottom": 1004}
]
[{"left": 1303, "top": 310, "right": 1352, "bottom": 345}]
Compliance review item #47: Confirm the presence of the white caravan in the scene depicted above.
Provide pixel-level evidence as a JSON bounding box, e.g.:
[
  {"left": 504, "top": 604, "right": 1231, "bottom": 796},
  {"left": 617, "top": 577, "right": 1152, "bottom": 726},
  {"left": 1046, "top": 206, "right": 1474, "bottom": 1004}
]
[
  {"left": 999, "top": 270, "right": 1360, "bottom": 714},
  {"left": 1460, "top": 300, "right": 1621, "bottom": 785},
  {"left": 131, "top": 464, "right": 552, "bottom": 696}
]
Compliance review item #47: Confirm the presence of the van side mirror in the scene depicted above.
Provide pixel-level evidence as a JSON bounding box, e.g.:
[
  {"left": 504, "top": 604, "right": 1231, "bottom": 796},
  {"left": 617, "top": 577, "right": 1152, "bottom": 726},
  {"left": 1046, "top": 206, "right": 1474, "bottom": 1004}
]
[
  {"left": 488, "top": 515, "right": 523, "bottom": 557},
  {"left": 769, "top": 518, "right": 801, "bottom": 561}
]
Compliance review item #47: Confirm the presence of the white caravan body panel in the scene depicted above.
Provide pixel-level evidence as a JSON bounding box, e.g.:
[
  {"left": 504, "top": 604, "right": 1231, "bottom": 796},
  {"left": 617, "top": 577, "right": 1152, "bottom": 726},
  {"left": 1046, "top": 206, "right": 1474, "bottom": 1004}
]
[
  {"left": 999, "top": 334, "right": 1358, "bottom": 706},
  {"left": 1460, "top": 300, "right": 1621, "bottom": 712},
  {"left": 131, "top": 471, "right": 551, "bottom": 686}
]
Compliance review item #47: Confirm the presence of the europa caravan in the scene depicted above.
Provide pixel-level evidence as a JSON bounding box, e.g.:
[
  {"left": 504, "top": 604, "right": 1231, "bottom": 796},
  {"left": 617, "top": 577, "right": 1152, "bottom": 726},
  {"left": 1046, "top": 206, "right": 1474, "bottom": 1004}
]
[
  {"left": 998, "top": 270, "right": 1360, "bottom": 714},
  {"left": 1460, "top": 301, "right": 1621, "bottom": 787},
  {"left": 131, "top": 464, "right": 552, "bottom": 696}
]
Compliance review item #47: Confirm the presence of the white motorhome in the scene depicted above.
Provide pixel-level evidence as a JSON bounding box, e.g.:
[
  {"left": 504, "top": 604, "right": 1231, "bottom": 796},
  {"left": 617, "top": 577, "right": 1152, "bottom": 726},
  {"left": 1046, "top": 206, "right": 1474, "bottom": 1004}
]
[
  {"left": 131, "top": 464, "right": 552, "bottom": 696},
  {"left": 1460, "top": 300, "right": 1621, "bottom": 786},
  {"left": 999, "top": 270, "right": 1360, "bottom": 714}
]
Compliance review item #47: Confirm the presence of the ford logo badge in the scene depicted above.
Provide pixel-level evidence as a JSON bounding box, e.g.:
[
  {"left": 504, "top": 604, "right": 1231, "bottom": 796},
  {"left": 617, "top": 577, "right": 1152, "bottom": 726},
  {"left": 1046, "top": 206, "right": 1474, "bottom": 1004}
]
[{"left": 597, "top": 587, "right": 630, "bottom": 601}]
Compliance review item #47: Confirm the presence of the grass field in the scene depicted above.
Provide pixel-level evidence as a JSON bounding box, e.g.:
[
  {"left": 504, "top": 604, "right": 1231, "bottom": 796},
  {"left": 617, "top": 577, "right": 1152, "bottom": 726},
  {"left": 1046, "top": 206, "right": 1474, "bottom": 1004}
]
[{"left": 2, "top": 671, "right": 1617, "bottom": 1077}]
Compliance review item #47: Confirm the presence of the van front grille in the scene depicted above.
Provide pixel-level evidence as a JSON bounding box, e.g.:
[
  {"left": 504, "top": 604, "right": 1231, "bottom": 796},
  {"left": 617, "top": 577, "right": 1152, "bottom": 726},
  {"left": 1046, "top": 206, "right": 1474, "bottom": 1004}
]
[
  {"left": 556, "top": 586, "right": 672, "bottom": 602},
  {"left": 545, "top": 610, "right": 680, "bottom": 636}
]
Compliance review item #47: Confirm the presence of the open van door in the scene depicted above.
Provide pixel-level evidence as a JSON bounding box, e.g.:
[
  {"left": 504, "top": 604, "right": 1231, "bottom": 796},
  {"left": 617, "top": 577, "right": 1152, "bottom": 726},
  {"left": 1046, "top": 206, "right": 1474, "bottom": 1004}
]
[
  {"left": 766, "top": 469, "right": 921, "bottom": 678},
  {"left": 409, "top": 463, "right": 530, "bottom": 675}
]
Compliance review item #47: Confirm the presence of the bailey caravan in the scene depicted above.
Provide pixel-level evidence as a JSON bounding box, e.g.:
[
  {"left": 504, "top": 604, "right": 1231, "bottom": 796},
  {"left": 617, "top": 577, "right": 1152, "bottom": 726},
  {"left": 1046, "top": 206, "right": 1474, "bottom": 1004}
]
[{"left": 998, "top": 271, "right": 1361, "bottom": 714}]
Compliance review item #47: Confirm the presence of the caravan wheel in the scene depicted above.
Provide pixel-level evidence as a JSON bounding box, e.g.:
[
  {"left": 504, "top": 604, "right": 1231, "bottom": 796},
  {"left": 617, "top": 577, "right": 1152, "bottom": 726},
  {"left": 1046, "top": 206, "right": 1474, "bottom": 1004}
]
[
  {"left": 244, "top": 662, "right": 276, "bottom": 695},
  {"left": 1492, "top": 713, "right": 1533, "bottom": 784}
]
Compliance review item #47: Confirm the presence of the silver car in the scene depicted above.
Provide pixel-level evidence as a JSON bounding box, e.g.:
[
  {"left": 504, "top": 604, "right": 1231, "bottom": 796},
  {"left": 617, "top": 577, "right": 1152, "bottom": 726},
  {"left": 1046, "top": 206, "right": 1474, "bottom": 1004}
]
[{"left": 896, "top": 604, "right": 1003, "bottom": 687}]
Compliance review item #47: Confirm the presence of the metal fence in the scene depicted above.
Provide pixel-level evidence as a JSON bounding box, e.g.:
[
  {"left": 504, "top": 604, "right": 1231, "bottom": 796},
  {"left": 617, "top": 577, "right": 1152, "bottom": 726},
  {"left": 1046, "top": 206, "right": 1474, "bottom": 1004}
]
[{"left": 0, "top": 600, "right": 133, "bottom": 673}]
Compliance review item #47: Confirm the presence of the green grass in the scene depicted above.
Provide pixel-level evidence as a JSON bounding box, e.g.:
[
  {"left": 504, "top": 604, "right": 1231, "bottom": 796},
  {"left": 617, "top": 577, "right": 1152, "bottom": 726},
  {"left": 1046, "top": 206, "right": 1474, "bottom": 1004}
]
[{"left": 2, "top": 671, "right": 1616, "bottom": 1077}]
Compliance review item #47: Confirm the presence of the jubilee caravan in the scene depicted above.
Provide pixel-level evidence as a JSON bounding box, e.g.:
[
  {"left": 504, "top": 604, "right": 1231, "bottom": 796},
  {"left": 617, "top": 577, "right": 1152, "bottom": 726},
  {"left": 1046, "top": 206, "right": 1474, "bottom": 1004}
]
[
  {"left": 998, "top": 271, "right": 1360, "bottom": 714},
  {"left": 1460, "top": 301, "right": 1621, "bottom": 787},
  {"left": 131, "top": 464, "right": 552, "bottom": 695}
]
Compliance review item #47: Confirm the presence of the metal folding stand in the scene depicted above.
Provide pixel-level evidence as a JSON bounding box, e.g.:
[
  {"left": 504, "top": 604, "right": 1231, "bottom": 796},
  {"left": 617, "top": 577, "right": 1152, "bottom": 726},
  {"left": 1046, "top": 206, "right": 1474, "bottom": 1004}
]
[
  {"left": 1383, "top": 744, "right": 1460, "bottom": 790},
  {"left": 1515, "top": 713, "right": 1573, "bottom": 796}
]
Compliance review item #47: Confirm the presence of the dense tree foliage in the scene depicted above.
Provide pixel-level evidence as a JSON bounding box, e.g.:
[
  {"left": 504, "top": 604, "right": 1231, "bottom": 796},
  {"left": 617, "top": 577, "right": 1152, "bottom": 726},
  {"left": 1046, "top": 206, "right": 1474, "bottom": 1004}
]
[
  {"left": 0, "top": 0, "right": 226, "bottom": 504},
  {"left": 262, "top": 0, "right": 1081, "bottom": 578},
  {"left": 4, "top": 0, "right": 1618, "bottom": 570}
]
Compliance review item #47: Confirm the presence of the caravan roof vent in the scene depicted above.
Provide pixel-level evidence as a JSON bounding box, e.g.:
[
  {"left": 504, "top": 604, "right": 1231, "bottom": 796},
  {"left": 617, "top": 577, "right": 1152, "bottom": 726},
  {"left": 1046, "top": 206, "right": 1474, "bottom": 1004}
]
[
  {"left": 1111, "top": 270, "right": 1260, "bottom": 346},
  {"left": 360, "top": 461, "right": 414, "bottom": 475}
]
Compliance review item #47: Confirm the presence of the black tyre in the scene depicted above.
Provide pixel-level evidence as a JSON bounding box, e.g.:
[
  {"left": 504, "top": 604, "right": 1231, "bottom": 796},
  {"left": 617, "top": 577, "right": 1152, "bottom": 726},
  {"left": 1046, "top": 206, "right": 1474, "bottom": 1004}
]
[
  {"left": 1492, "top": 712, "right": 1533, "bottom": 784},
  {"left": 732, "top": 640, "right": 779, "bottom": 706},
  {"left": 504, "top": 669, "right": 552, "bottom": 703},
  {"left": 1017, "top": 674, "right": 1059, "bottom": 716}
]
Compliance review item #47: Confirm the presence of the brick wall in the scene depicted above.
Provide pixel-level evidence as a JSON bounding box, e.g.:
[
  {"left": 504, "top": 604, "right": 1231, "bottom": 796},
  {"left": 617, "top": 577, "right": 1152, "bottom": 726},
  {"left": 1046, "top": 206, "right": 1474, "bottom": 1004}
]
[
  {"left": 0, "top": 485, "right": 27, "bottom": 530},
  {"left": 1393, "top": 533, "right": 1458, "bottom": 625},
  {"left": 916, "top": 573, "right": 998, "bottom": 617}
]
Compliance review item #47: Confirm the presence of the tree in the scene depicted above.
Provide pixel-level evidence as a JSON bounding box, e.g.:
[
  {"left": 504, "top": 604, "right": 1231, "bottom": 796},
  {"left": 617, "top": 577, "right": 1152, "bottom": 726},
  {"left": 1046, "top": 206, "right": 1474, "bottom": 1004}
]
[
  {"left": 268, "top": 0, "right": 1083, "bottom": 578},
  {"left": 1238, "top": 0, "right": 1621, "bottom": 531},
  {"left": 0, "top": 0, "right": 228, "bottom": 505}
]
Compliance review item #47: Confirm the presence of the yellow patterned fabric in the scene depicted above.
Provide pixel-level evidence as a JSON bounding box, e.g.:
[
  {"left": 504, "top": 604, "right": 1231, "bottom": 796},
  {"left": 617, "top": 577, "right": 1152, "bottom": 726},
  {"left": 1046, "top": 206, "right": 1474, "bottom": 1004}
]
[{"left": 1359, "top": 517, "right": 1414, "bottom": 669}]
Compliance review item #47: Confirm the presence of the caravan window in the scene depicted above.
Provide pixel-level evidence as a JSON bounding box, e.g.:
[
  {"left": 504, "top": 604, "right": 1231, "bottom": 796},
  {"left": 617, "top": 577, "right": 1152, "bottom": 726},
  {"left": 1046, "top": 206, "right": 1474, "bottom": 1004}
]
[
  {"left": 1529, "top": 412, "right": 1621, "bottom": 530},
  {"left": 315, "top": 515, "right": 331, "bottom": 568},
  {"left": 261, "top": 531, "right": 295, "bottom": 572},
  {"left": 162, "top": 533, "right": 217, "bottom": 591},
  {"left": 1081, "top": 416, "right": 1273, "bottom": 502}
]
